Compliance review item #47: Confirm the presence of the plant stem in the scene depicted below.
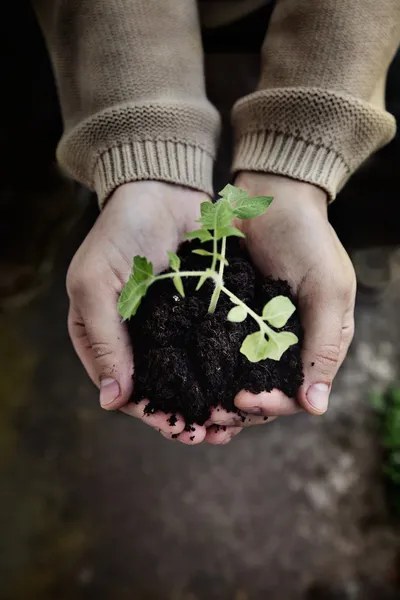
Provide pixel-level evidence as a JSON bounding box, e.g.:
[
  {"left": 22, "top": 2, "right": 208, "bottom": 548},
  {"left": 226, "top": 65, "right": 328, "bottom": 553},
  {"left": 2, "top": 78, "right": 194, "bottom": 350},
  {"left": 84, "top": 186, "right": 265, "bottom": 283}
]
[
  {"left": 220, "top": 285, "right": 278, "bottom": 342},
  {"left": 208, "top": 235, "right": 227, "bottom": 313}
]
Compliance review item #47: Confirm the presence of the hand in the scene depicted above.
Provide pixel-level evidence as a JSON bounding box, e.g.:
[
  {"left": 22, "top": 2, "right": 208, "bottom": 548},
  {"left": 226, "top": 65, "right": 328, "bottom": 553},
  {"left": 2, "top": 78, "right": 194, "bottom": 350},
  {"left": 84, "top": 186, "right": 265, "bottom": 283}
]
[
  {"left": 67, "top": 181, "right": 212, "bottom": 442},
  {"left": 232, "top": 172, "right": 356, "bottom": 419}
]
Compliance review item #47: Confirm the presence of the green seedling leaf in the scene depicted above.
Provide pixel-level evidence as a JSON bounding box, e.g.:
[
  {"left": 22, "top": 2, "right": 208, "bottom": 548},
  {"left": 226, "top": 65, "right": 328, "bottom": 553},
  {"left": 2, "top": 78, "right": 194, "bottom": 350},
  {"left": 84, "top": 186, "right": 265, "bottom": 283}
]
[
  {"left": 198, "top": 198, "right": 233, "bottom": 231},
  {"left": 118, "top": 279, "right": 148, "bottom": 320},
  {"left": 262, "top": 296, "right": 296, "bottom": 328},
  {"left": 233, "top": 195, "right": 273, "bottom": 220},
  {"left": 215, "top": 226, "right": 245, "bottom": 240},
  {"left": 118, "top": 255, "right": 154, "bottom": 320},
  {"left": 192, "top": 249, "right": 228, "bottom": 265},
  {"left": 132, "top": 255, "right": 153, "bottom": 282},
  {"left": 227, "top": 305, "right": 247, "bottom": 323},
  {"left": 240, "top": 331, "right": 270, "bottom": 363},
  {"left": 197, "top": 201, "right": 217, "bottom": 229},
  {"left": 167, "top": 251, "right": 180, "bottom": 272},
  {"left": 185, "top": 228, "right": 213, "bottom": 242},
  {"left": 264, "top": 331, "right": 299, "bottom": 361},
  {"left": 173, "top": 276, "right": 185, "bottom": 298},
  {"left": 219, "top": 184, "right": 248, "bottom": 204}
]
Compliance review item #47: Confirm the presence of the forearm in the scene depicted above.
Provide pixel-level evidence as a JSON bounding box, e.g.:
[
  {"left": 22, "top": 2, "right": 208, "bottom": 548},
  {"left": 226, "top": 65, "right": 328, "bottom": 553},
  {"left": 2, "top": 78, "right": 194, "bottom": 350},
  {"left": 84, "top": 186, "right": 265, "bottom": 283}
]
[
  {"left": 33, "top": 0, "right": 220, "bottom": 205},
  {"left": 232, "top": 0, "right": 400, "bottom": 199}
]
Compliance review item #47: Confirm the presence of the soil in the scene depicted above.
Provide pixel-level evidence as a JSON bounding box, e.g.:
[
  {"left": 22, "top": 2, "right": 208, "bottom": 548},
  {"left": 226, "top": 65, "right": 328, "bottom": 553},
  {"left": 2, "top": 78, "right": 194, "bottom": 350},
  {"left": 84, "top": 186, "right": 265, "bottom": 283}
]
[{"left": 128, "top": 240, "right": 304, "bottom": 426}]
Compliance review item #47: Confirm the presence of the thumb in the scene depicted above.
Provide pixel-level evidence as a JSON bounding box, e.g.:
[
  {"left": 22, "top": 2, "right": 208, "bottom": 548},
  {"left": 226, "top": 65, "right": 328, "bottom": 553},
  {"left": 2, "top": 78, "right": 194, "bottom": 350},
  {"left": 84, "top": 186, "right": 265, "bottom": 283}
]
[
  {"left": 68, "top": 287, "right": 134, "bottom": 411},
  {"left": 298, "top": 284, "right": 353, "bottom": 415}
]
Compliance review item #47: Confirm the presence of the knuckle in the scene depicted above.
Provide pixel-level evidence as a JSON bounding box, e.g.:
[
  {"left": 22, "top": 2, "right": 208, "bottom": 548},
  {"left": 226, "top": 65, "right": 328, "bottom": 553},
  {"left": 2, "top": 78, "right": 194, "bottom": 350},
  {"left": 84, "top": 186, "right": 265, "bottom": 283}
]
[
  {"left": 91, "top": 341, "right": 114, "bottom": 361},
  {"left": 313, "top": 343, "right": 340, "bottom": 374}
]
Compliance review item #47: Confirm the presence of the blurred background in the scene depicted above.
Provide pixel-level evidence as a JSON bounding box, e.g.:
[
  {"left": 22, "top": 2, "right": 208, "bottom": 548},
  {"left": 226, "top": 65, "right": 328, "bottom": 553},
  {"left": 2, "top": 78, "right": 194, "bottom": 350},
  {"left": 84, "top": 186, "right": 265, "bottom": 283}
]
[{"left": 1, "top": 3, "right": 399, "bottom": 599}]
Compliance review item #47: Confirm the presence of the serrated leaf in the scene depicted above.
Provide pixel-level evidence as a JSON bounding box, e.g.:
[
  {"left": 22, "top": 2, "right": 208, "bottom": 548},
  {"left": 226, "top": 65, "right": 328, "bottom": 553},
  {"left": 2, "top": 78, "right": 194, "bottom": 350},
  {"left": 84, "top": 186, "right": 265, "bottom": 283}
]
[
  {"left": 227, "top": 305, "right": 247, "bottom": 323},
  {"left": 185, "top": 228, "right": 213, "bottom": 242},
  {"left": 240, "top": 331, "right": 270, "bottom": 363},
  {"left": 262, "top": 296, "right": 296, "bottom": 328},
  {"left": 118, "top": 279, "right": 148, "bottom": 320},
  {"left": 198, "top": 201, "right": 217, "bottom": 229},
  {"left": 132, "top": 255, "right": 153, "bottom": 282},
  {"left": 219, "top": 184, "right": 248, "bottom": 204},
  {"left": 118, "top": 255, "right": 154, "bottom": 320},
  {"left": 233, "top": 195, "right": 273, "bottom": 220},
  {"left": 198, "top": 198, "right": 233, "bottom": 230},
  {"left": 215, "top": 226, "right": 245, "bottom": 240},
  {"left": 264, "top": 331, "right": 299, "bottom": 361},
  {"left": 167, "top": 251, "right": 180, "bottom": 272},
  {"left": 192, "top": 249, "right": 228, "bottom": 265},
  {"left": 173, "top": 276, "right": 185, "bottom": 298}
]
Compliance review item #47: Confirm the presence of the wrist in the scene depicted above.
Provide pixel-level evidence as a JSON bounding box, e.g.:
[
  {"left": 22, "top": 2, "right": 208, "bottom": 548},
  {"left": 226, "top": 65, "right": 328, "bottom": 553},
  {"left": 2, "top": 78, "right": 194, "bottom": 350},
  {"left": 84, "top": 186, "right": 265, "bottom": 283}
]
[
  {"left": 235, "top": 172, "right": 328, "bottom": 230},
  {"left": 105, "top": 181, "right": 209, "bottom": 238}
]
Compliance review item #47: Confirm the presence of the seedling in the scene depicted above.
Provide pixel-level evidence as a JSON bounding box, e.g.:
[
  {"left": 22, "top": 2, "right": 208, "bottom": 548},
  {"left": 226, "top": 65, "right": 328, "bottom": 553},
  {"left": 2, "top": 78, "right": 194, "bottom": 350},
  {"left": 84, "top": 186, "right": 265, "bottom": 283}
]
[
  {"left": 118, "top": 185, "right": 299, "bottom": 363},
  {"left": 371, "top": 386, "right": 400, "bottom": 515}
]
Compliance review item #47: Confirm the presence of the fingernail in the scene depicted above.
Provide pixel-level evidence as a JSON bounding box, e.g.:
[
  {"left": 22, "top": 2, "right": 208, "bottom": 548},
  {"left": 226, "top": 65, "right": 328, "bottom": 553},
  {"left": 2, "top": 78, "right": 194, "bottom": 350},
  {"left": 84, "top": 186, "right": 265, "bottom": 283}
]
[
  {"left": 100, "top": 378, "right": 120, "bottom": 406},
  {"left": 307, "top": 383, "right": 330, "bottom": 413}
]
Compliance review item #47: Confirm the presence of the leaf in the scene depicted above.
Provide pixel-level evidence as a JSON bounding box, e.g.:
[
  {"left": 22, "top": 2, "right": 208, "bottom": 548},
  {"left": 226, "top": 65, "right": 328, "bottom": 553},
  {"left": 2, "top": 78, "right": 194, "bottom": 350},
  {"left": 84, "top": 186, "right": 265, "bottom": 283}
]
[
  {"left": 118, "top": 279, "right": 148, "bottom": 320},
  {"left": 215, "top": 226, "right": 245, "bottom": 240},
  {"left": 240, "top": 331, "right": 270, "bottom": 363},
  {"left": 262, "top": 296, "right": 296, "bottom": 328},
  {"left": 117, "top": 255, "right": 154, "bottom": 320},
  {"left": 233, "top": 195, "right": 273, "bottom": 220},
  {"left": 185, "top": 229, "right": 213, "bottom": 242},
  {"left": 198, "top": 198, "right": 233, "bottom": 231},
  {"left": 219, "top": 184, "right": 248, "bottom": 204},
  {"left": 197, "top": 201, "right": 217, "bottom": 229},
  {"left": 264, "top": 331, "right": 299, "bottom": 361},
  {"left": 227, "top": 305, "right": 247, "bottom": 323},
  {"left": 167, "top": 251, "right": 180, "bottom": 272},
  {"left": 192, "top": 249, "right": 228, "bottom": 265},
  {"left": 132, "top": 255, "right": 153, "bottom": 282},
  {"left": 173, "top": 276, "right": 185, "bottom": 298}
]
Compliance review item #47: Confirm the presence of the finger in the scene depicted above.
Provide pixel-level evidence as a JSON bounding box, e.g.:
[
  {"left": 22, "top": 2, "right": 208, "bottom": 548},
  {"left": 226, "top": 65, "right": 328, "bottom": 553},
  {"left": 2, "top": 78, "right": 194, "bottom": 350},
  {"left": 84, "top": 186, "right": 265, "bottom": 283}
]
[
  {"left": 205, "top": 425, "right": 243, "bottom": 445},
  {"left": 68, "top": 287, "right": 133, "bottom": 410},
  {"left": 235, "top": 389, "right": 301, "bottom": 416},
  {"left": 298, "top": 283, "right": 355, "bottom": 415},
  {"left": 205, "top": 406, "right": 274, "bottom": 427},
  {"left": 161, "top": 423, "right": 206, "bottom": 445},
  {"left": 121, "top": 400, "right": 186, "bottom": 435}
]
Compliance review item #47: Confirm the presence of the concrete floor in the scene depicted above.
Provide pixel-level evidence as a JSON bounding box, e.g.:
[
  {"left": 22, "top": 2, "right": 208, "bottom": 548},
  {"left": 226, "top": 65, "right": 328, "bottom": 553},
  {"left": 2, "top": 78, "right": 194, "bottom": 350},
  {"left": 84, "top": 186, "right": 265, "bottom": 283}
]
[{"left": 1, "top": 9, "right": 400, "bottom": 600}]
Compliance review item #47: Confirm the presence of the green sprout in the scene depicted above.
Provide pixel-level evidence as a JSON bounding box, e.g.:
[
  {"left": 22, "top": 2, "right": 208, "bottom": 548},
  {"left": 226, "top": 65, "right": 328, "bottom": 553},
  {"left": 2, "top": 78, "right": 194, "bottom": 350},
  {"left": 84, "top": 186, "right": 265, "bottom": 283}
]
[
  {"left": 118, "top": 184, "right": 299, "bottom": 363},
  {"left": 371, "top": 386, "right": 400, "bottom": 515}
]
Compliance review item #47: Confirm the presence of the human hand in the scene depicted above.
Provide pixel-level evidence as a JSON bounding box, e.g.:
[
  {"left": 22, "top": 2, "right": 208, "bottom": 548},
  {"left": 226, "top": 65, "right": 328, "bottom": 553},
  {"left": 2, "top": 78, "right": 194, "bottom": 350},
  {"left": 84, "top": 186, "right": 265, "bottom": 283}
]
[
  {"left": 231, "top": 172, "right": 356, "bottom": 420},
  {"left": 67, "top": 181, "right": 213, "bottom": 441}
]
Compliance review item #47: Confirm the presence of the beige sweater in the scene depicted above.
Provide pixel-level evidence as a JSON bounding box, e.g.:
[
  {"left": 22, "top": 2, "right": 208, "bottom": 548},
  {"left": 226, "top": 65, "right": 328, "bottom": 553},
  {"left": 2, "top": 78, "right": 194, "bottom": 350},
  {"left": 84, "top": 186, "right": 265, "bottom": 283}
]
[{"left": 33, "top": 0, "right": 400, "bottom": 205}]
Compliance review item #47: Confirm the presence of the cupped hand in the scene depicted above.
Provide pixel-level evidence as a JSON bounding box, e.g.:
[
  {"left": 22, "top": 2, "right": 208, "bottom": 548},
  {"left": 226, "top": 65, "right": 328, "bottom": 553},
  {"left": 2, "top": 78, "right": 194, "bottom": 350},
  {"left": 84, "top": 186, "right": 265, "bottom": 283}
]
[
  {"left": 67, "top": 181, "right": 213, "bottom": 442},
  {"left": 232, "top": 172, "right": 356, "bottom": 420}
]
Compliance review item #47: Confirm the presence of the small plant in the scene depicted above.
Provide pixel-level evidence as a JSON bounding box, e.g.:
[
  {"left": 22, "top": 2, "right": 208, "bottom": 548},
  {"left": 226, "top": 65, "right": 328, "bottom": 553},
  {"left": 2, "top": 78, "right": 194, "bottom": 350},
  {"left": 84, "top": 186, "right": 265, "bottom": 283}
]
[
  {"left": 371, "top": 386, "right": 400, "bottom": 516},
  {"left": 118, "top": 185, "right": 299, "bottom": 363}
]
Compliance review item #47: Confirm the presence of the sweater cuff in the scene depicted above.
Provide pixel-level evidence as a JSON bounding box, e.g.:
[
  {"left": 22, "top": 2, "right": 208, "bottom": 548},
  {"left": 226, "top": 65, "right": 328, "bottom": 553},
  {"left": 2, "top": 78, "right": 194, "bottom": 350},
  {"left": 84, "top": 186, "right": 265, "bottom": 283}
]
[
  {"left": 232, "top": 88, "right": 396, "bottom": 201},
  {"left": 94, "top": 141, "right": 214, "bottom": 208},
  {"left": 233, "top": 131, "right": 349, "bottom": 201}
]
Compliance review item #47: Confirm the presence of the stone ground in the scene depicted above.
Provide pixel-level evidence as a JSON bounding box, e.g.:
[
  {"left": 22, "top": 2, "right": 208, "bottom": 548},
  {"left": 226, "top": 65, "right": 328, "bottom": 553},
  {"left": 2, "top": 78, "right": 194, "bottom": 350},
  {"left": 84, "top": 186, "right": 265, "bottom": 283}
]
[{"left": 1, "top": 5, "right": 400, "bottom": 600}]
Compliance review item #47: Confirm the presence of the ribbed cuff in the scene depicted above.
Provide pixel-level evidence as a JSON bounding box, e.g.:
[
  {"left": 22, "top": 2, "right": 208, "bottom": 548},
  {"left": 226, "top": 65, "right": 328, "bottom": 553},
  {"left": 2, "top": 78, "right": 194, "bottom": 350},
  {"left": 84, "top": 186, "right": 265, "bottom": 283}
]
[
  {"left": 94, "top": 140, "right": 214, "bottom": 208},
  {"left": 233, "top": 131, "right": 349, "bottom": 202}
]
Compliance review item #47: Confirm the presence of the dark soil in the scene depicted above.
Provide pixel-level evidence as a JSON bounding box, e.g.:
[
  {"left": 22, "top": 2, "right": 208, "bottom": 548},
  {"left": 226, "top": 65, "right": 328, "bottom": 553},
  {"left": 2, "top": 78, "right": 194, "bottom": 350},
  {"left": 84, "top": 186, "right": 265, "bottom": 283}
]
[{"left": 128, "top": 240, "right": 304, "bottom": 426}]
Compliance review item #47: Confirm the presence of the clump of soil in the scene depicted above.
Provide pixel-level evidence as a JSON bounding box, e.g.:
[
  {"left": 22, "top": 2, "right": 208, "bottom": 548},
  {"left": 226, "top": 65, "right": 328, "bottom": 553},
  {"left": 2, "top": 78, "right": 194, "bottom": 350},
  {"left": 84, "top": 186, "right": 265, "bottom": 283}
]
[{"left": 128, "top": 240, "right": 303, "bottom": 426}]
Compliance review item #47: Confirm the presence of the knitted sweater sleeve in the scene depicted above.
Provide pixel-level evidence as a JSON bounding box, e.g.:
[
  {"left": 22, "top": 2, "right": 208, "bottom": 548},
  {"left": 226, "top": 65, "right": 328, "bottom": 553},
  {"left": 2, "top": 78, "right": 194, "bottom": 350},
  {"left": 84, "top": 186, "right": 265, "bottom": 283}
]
[
  {"left": 232, "top": 0, "right": 400, "bottom": 200},
  {"left": 32, "top": 0, "right": 221, "bottom": 206}
]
